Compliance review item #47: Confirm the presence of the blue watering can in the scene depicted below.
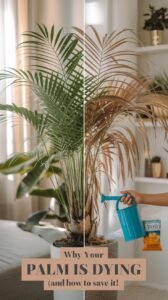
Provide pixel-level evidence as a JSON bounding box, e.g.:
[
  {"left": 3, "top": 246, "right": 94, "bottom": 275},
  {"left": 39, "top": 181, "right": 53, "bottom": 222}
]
[{"left": 101, "top": 194, "right": 145, "bottom": 242}]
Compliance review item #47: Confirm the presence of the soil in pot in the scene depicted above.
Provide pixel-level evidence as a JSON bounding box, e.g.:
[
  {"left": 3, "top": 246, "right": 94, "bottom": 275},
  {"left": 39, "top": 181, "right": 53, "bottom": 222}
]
[{"left": 53, "top": 238, "right": 84, "bottom": 247}]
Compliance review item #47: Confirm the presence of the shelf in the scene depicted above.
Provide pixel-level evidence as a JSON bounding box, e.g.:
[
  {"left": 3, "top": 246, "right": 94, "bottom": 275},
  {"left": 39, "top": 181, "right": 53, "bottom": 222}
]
[
  {"left": 135, "top": 177, "right": 168, "bottom": 184},
  {"left": 136, "top": 44, "right": 168, "bottom": 54}
]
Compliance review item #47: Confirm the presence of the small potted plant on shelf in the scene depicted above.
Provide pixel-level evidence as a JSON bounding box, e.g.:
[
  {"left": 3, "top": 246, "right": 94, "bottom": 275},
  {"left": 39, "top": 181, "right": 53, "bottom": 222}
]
[
  {"left": 143, "top": 5, "right": 168, "bottom": 45},
  {"left": 151, "top": 156, "right": 162, "bottom": 178}
]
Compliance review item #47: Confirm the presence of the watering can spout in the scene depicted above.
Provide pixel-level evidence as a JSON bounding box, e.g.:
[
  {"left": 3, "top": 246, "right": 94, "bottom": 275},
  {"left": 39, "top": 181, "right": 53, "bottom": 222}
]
[{"left": 101, "top": 194, "right": 107, "bottom": 203}]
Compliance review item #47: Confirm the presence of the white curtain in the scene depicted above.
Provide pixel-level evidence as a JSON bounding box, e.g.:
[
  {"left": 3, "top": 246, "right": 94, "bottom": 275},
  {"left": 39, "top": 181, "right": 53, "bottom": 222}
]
[
  {"left": 0, "top": 0, "right": 84, "bottom": 221},
  {"left": 0, "top": 0, "right": 40, "bottom": 221}
]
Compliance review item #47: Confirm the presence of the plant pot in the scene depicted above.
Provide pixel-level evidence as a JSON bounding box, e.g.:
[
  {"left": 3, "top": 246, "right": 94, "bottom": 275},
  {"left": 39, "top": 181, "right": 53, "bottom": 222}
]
[
  {"left": 85, "top": 240, "right": 118, "bottom": 300},
  {"left": 52, "top": 289, "right": 83, "bottom": 300},
  {"left": 150, "top": 30, "right": 163, "bottom": 46},
  {"left": 51, "top": 240, "right": 118, "bottom": 300},
  {"left": 51, "top": 244, "right": 84, "bottom": 300},
  {"left": 152, "top": 162, "right": 162, "bottom": 178}
]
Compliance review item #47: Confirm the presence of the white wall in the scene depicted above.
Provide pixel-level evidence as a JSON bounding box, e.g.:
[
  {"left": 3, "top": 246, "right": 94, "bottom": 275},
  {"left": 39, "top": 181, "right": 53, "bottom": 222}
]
[
  {"left": 111, "top": 0, "right": 138, "bottom": 32},
  {"left": 135, "top": 126, "right": 168, "bottom": 289},
  {"left": 134, "top": 0, "right": 168, "bottom": 290},
  {"left": 135, "top": 193, "right": 168, "bottom": 290}
]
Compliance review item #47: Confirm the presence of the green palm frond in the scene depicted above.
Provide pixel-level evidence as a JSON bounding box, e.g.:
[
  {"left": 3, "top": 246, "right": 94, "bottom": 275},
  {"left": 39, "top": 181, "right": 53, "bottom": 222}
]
[
  {"left": 0, "top": 71, "right": 84, "bottom": 152},
  {"left": 0, "top": 103, "right": 47, "bottom": 135},
  {"left": 19, "top": 25, "right": 83, "bottom": 79}
]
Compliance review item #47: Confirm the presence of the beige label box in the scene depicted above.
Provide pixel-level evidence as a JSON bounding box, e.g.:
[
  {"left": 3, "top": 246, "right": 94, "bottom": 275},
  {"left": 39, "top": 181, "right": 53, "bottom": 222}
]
[{"left": 22, "top": 247, "right": 146, "bottom": 291}]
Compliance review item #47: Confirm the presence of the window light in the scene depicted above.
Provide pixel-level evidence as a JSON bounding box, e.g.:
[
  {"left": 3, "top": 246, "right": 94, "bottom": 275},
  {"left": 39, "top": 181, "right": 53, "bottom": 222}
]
[{"left": 85, "top": 1, "right": 103, "bottom": 25}]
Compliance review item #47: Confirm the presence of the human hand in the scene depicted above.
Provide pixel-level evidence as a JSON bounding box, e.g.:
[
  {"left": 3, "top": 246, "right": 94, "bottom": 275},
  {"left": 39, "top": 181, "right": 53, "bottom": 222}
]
[{"left": 120, "top": 190, "right": 144, "bottom": 205}]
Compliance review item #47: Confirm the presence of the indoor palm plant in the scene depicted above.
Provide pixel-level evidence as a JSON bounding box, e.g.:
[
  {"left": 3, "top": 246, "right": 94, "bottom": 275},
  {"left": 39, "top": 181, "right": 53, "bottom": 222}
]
[
  {"left": 0, "top": 24, "right": 168, "bottom": 300},
  {"left": 0, "top": 25, "right": 168, "bottom": 245},
  {"left": 82, "top": 27, "right": 168, "bottom": 247}
]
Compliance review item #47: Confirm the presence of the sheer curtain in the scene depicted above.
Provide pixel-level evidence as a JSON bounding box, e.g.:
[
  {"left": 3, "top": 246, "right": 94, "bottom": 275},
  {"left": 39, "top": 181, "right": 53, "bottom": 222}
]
[
  {"left": 0, "top": 0, "right": 39, "bottom": 221},
  {"left": 0, "top": 0, "right": 84, "bottom": 221}
]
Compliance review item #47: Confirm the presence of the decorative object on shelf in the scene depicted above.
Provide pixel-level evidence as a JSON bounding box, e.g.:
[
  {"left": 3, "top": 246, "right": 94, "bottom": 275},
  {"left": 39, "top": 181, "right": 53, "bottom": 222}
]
[
  {"left": 151, "top": 30, "right": 163, "bottom": 46},
  {"left": 143, "top": 5, "right": 168, "bottom": 45},
  {"left": 151, "top": 156, "right": 162, "bottom": 178},
  {"left": 144, "top": 158, "right": 152, "bottom": 177}
]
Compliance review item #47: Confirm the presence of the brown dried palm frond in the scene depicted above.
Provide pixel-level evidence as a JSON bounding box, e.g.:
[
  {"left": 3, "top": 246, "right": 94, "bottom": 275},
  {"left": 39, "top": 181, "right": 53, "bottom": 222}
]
[
  {"left": 85, "top": 90, "right": 168, "bottom": 233},
  {"left": 75, "top": 26, "right": 141, "bottom": 98},
  {"left": 82, "top": 27, "right": 168, "bottom": 241}
]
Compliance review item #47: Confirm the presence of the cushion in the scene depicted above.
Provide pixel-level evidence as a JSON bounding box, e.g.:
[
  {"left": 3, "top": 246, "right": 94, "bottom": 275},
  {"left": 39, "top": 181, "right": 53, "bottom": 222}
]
[{"left": 0, "top": 220, "right": 52, "bottom": 300}]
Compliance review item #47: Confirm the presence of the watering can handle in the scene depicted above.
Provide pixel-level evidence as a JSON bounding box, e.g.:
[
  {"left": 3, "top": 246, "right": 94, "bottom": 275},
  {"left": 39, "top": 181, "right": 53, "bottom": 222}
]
[
  {"left": 101, "top": 194, "right": 122, "bottom": 202},
  {"left": 116, "top": 194, "right": 136, "bottom": 211}
]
